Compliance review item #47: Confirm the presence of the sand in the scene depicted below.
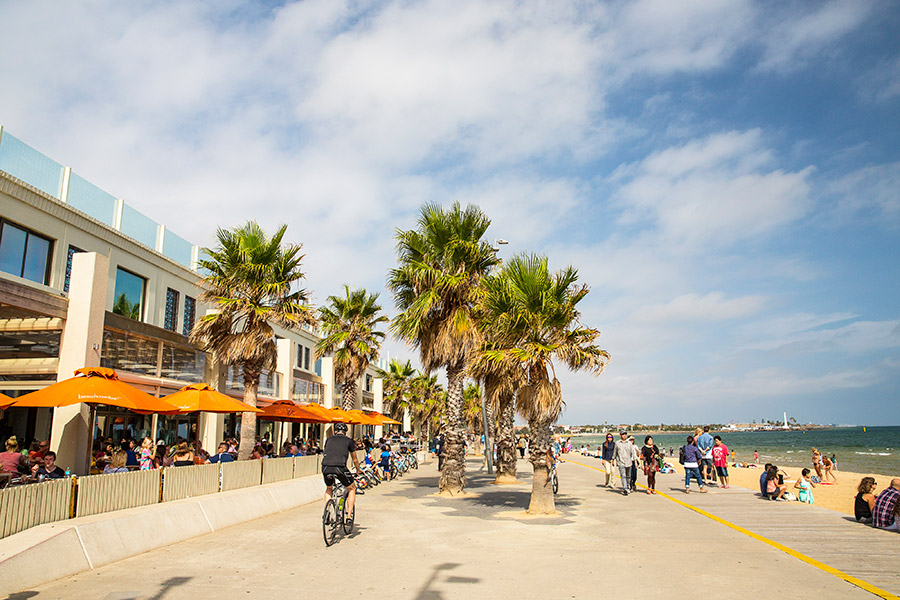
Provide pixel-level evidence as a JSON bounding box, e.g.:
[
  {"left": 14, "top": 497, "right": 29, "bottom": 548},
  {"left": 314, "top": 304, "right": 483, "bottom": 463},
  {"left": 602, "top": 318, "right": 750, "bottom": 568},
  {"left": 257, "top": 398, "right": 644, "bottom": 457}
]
[{"left": 648, "top": 456, "right": 898, "bottom": 516}]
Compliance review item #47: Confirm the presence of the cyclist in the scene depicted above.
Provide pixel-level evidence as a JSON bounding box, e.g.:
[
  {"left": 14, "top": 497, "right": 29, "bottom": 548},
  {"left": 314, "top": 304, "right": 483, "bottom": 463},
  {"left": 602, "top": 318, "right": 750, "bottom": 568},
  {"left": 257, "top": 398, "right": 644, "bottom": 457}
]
[{"left": 322, "top": 423, "right": 361, "bottom": 524}]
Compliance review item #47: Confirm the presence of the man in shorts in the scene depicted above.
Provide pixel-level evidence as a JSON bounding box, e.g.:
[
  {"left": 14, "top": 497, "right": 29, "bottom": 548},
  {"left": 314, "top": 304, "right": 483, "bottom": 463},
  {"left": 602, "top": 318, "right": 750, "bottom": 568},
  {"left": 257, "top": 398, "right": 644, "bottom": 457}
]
[
  {"left": 322, "top": 423, "right": 361, "bottom": 523},
  {"left": 697, "top": 426, "right": 716, "bottom": 485}
]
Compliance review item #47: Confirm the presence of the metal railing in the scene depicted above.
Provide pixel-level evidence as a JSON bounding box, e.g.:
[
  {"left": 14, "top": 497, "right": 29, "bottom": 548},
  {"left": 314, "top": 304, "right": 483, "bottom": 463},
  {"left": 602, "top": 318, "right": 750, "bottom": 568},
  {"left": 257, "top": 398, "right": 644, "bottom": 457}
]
[{"left": 0, "top": 456, "right": 324, "bottom": 540}]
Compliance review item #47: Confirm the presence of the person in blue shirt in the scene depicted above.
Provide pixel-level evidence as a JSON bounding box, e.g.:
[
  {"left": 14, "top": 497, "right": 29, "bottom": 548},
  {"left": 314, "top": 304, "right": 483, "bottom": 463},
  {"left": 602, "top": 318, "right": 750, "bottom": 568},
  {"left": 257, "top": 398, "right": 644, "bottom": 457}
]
[
  {"left": 206, "top": 443, "right": 235, "bottom": 464},
  {"left": 696, "top": 426, "right": 716, "bottom": 485},
  {"left": 378, "top": 444, "right": 393, "bottom": 479}
]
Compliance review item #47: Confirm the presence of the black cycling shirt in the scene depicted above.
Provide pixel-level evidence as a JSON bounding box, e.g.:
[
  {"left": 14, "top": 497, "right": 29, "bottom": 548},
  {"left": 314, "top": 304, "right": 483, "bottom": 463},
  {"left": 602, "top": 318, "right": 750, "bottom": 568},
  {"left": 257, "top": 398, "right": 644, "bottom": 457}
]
[{"left": 322, "top": 434, "right": 356, "bottom": 467}]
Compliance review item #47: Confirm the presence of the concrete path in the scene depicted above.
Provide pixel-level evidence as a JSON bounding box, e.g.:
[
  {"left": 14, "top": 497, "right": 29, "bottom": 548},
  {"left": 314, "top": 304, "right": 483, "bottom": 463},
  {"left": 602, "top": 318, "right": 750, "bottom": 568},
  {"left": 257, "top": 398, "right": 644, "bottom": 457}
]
[{"left": 14, "top": 457, "right": 886, "bottom": 600}]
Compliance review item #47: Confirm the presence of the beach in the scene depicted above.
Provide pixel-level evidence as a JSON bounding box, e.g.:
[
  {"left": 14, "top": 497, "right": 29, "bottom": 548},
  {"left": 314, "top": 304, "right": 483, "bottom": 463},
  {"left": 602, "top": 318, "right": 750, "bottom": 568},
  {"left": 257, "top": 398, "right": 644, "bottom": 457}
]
[{"left": 579, "top": 452, "right": 897, "bottom": 517}]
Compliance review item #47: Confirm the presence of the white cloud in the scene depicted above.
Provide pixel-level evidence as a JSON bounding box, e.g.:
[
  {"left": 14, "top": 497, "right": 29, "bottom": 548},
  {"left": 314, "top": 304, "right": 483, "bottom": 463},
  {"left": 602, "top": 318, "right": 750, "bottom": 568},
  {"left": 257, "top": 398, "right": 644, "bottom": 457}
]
[
  {"left": 757, "top": 1, "right": 874, "bottom": 73},
  {"left": 629, "top": 292, "right": 765, "bottom": 325},
  {"left": 827, "top": 162, "right": 900, "bottom": 226},
  {"left": 614, "top": 130, "right": 814, "bottom": 249}
]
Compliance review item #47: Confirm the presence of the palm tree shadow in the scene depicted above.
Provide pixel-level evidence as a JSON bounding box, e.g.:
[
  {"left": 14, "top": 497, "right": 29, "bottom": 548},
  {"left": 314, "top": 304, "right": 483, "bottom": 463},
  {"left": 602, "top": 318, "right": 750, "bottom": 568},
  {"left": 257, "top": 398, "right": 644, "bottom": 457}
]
[
  {"left": 149, "top": 576, "right": 192, "bottom": 600},
  {"left": 415, "top": 562, "right": 481, "bottom": 599}
]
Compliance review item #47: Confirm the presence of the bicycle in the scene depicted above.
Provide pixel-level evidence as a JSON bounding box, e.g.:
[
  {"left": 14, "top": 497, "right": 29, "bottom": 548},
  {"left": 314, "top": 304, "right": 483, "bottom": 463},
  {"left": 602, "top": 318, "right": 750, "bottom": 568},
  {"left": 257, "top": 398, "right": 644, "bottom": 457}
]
[
  {"left": 323, "top": 478, "right": 355, "bottom": 546},
  {"left": 551, "top": 459, "right": 559, "bottom": 494}
]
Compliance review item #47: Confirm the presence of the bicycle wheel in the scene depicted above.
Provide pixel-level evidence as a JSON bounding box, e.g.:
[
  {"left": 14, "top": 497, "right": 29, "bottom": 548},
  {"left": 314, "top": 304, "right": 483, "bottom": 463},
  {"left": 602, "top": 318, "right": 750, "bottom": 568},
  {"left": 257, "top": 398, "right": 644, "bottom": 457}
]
[
  {"left": 342, "top": 504, "right": 355, "bottom": 534},
  {"left": 552, "top": 472, "right": 559, "bottom": 494},
  {"left": 323, "top": 500, "right": 338, "bottom": 546}
]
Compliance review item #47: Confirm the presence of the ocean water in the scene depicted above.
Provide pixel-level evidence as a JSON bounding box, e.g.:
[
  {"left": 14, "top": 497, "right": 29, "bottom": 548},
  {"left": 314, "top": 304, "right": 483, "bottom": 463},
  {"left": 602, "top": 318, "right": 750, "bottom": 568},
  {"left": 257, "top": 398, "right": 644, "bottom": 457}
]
[{"left": 567, "top": 426, "right": 899, "bottom": 476}]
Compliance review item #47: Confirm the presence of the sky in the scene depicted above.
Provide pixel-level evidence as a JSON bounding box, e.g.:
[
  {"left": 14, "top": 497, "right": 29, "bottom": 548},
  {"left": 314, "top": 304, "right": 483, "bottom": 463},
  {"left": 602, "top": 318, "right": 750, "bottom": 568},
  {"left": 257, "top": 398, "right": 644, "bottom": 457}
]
[{"left": 1, "top": 0, "right": 898, "bottom": 426}]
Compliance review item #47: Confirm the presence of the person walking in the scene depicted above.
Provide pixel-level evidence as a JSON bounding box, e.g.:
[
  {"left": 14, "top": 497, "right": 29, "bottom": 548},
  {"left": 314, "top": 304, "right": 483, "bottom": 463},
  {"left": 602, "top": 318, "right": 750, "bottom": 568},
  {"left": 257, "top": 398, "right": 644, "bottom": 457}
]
[
  {"left": 696, "top": 426, "right": 715, "bottom": 485},
  {"left": 711, "top": 436, "right": 730, "bottom": 489},
  {"left": 612, "top": 431, "right": 634, "bottom": 496},
  {"left": 641, "top": 435, "right": 661, "bottom": 495},
  {"left": 628, "top": 436, "right": 640, "bottom": 491},
  {"left": 600, "top": 433, "right": 615, "bottom": 487},
  {"left": 682, "top": 436, "right": 707, "bottom": 493},
  {"left": 517, "top": 436, "right": 526, "bottom": 459}
]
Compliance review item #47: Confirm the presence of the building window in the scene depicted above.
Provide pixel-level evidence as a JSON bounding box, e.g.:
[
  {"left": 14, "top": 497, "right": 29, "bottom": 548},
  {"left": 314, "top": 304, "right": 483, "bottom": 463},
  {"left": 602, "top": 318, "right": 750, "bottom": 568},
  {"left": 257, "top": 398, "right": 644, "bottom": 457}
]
[
  {"left": 365, "top": 374, "right": 372, "bottom": 392},
  {"left": 297, "top": 346, "right": 304, "bottom": 369},
  {"left": 304, "top": 346, "right": 311, "bottom": 371},
  {"left": 182, "top": 296, "right": 196, "bottom": 336},
  {"left": 164, "top": 288, "right": 179, "bottom": 331},
  {"left": 112, "top": 267, "right": 145, "bottom": 321},
  {"left": 63, "top": 245, "right": 85, "bottom": 293},
  {"left": 0, "top": 220, "right": 53, "bottom": 285}
]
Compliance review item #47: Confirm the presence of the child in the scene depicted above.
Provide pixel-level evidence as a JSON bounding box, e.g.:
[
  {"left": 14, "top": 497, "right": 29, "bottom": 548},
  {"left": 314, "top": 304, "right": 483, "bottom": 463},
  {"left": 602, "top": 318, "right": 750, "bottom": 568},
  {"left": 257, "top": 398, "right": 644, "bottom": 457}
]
[
  {"left": 379, "top": 444, "right": 392, "bottom": 479},
  {"left": 712, "top": 436, "right": 730, "bottom": 489},
  {"left": 794, "top": 467, "right": 816, "bottom": 504},
  {"left": 138, "top": 437, "right": 154, "bottom": 470}
]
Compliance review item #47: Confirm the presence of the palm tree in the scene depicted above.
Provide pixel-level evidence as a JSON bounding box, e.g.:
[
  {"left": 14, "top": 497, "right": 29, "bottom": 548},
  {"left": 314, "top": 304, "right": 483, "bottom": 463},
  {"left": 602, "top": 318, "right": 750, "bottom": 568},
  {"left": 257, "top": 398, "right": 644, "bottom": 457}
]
[
  {"left": 316, "top": 286, "right": 388, "bottom": 411},
  {"left": 388, "top": 202, "right": 499, "bottom": 495},
  {"left": 470, "top": 350, "right": 522, "bottom": 483},
  {"left": 408, "top": 372, "right": 444, "bottom": 440},
  {"left": 479, "top": 254, "right": 609, "bottom": 514},
  {"left": 191, "top": 222, "right": 316, "bottom": 460},
  {"left": 378, "top": 358, "right": 417, "bottom": 424}
]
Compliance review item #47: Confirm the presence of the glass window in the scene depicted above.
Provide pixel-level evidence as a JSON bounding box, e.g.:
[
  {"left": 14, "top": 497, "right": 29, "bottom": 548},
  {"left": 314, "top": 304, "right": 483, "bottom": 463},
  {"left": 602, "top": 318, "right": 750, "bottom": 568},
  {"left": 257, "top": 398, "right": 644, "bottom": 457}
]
[
  {"left": 100, "top": 328, "right": 159, "bottom": 375},
  {"left": 160, "top": 344, "right": 205, "bottom": 382},
  {"left": 63, "top": 245, "right": 85, "bottom": 293},
  {"left": 182, "top": 296, "right": 196, "bottom": 336},
  {"left": 304, "top": 347, "right": 310, "bottom": 371},
  {"left": 164, "top": 288, "right": 179, "bottom": 331},
  {"left": 112, "top": 267, "right": 145, "bottom": 321},
  {"left": 297, "top": 346, "right": 304, "bottom": 369},
  {"left": 0, "top": 220, "right": 53, "bottom": 284}
]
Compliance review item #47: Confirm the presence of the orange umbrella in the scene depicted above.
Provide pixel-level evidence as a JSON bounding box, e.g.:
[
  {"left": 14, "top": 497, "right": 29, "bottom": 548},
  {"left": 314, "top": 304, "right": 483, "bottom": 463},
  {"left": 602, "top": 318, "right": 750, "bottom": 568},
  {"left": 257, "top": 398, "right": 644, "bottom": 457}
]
[
  {"left": 258, "top": 400, "right": 333, "bottom": 423},
  {"left": 0, "top": 392, "right": 14, "bottom": 410},
  {"left": 300, "top": 403, "right": 350, "bottom": 423},
  {"left": 11, "top": 367, "right": 176, "bottom": 412},
  {"left": 328, "top": 407, "right": 380, "bottom": 425},
  {"left": 368, "top": 411, "right": 402, "bottom": 425},
  {"left": 160, "top": 383, "right": 262, "bottom": 414},
  {"left": 348, "top": 409, "right": 387, "bottom": 426}
]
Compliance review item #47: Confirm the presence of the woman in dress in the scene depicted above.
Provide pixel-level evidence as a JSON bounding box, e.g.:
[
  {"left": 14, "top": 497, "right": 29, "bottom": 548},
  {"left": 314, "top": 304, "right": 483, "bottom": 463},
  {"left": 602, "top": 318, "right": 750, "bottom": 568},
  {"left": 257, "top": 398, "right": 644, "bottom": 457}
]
[
  {"left": 640, "top": 435, "right": 661, "bottom": 495},
  {"left": 794, "top": 467, "right": 816, "bottom": 504},
  {"left": 138, "top": 437, "right": 155, "bottom": 470},
  {"left": 854, "top": 477, "right": 877, "bottom": 522}
]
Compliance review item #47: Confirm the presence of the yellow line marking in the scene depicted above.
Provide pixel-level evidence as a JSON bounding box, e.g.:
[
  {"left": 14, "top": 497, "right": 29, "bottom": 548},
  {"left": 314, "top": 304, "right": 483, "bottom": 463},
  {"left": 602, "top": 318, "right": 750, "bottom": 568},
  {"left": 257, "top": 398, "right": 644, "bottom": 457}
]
[{"left": 561, "top": 457, "right": 899, "bottom": 600}]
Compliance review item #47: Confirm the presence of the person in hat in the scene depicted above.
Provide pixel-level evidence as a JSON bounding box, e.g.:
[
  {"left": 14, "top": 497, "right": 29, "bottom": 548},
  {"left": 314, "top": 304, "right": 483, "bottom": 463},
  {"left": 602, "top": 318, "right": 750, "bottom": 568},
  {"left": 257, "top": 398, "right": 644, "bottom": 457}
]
[{"left": 612, "top": 431, "right": 634, "bottom": 495}]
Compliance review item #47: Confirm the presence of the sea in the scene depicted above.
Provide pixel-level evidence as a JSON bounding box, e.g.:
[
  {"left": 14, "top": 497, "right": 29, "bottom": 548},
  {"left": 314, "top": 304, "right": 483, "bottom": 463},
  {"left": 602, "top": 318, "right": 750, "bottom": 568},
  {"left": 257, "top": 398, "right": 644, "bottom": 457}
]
[{"left": 567, "top": 426, "right": 899, "bottom": 476}]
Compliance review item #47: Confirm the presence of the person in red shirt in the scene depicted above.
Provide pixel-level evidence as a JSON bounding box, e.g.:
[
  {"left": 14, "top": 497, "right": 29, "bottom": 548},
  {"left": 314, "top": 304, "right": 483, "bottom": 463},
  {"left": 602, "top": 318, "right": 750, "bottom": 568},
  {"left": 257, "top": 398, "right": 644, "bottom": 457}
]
[{"left": 712, "top": 436, "right": 730, "bottom": 489}]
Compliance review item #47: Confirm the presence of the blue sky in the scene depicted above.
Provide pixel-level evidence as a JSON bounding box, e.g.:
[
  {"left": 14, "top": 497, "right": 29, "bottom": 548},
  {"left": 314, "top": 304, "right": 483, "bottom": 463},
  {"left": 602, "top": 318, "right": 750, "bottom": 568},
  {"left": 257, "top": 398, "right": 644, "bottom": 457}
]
[{"left": 1, "top": 0, "right": 898, "bottom": 426}]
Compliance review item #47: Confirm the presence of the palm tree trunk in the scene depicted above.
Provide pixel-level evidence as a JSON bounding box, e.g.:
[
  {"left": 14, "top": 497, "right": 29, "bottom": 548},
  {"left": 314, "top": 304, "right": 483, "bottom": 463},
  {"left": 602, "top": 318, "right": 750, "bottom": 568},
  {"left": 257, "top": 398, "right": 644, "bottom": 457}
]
[
  {"left": 341, "top": 380, "right": 357, "bottom": 411},
  {"left": 439, "top": 362, "right": 466, "bottom": 495},
  {"left": 238, "top": 369, "right": 260, "bottom": 461},
  {"left": 527, "top": 415, "right": 555, "bottom": 514},
  {"left": 495, "top": 394, "right": 517, "bottom": 484}
]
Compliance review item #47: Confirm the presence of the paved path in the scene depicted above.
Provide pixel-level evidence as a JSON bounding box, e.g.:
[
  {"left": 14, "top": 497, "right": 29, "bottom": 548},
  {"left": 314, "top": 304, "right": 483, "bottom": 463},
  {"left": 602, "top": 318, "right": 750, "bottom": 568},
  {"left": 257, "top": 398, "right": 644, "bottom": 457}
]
[
  {"left": 16, "top": 457, "right": 890, "bottom": 600},
  {"left": 563, "top": 455, "right": 900, "bottom": 598}
]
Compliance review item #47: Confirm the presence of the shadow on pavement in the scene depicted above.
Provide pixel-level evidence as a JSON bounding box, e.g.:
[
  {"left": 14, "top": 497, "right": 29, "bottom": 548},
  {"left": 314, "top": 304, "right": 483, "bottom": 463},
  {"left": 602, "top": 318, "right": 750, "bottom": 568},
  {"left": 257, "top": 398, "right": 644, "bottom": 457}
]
[{"left": 414, "top": 562, "right": 480, "bottom": 600}]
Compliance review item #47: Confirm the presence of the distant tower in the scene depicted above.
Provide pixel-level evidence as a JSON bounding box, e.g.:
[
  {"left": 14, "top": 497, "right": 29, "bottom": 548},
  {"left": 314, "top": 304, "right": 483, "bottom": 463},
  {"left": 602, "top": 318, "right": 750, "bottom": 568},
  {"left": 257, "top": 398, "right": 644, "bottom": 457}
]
[{"left": 784, "top": 412, "right": 788, "bottom": 429}]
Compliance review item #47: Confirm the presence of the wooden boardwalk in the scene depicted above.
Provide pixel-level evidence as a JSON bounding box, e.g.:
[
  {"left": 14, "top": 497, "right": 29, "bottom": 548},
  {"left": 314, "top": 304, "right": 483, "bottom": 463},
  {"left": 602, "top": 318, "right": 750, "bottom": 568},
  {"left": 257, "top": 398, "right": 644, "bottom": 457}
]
[{"left": 659, "top": 482, "right": 900, "bottom": 597}]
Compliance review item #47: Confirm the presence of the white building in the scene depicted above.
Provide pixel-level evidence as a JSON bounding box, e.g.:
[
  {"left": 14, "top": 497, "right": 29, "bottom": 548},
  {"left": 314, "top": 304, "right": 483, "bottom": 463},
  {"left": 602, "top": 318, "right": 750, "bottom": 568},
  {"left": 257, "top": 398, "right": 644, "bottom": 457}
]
[{"left": 0, "top": 126, "right": 387, "bottom": 474}]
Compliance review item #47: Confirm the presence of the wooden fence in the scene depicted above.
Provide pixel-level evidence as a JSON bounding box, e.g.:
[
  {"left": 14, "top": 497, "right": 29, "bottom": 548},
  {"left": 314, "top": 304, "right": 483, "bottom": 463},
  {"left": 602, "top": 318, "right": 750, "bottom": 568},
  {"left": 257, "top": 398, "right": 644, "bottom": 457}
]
[
  {"left": 0, "top": 456, "right": 324, "bottom": 540},
  {"left": 162, "top": 463, "right": 220, "bottom": 502},
  {"left": 0, "top": 477, "right": 73, "bottom": 538},
  {"left": 76, "top": 469, "right": 161, "bottom": 517}
]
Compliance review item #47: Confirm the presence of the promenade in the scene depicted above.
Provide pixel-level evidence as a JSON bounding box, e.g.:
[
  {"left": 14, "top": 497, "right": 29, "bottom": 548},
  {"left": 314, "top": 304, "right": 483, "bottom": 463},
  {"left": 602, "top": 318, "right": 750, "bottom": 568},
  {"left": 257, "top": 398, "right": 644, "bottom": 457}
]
[{"left": 15, "top": 456, "right": 893, "bottom": 600}]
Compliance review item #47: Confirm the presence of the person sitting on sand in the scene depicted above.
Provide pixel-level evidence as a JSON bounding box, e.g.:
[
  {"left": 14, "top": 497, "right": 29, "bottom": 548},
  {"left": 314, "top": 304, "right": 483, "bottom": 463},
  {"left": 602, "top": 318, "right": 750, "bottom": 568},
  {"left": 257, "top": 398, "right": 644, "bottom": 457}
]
[
  {"left": 766, "top": 465, "right": 787, "bottom": 500},
  {"left": 872, "top": 478, "right": 900, "bottom": 530},
  {"left": 794, "top": 468, "right": 815, "bottom": 504},
  {"left": 760, "top": 463, "right": 773, "bottom": 496},
  {"left": 854, "top": 477, "right": 877, "bottom": 523}
]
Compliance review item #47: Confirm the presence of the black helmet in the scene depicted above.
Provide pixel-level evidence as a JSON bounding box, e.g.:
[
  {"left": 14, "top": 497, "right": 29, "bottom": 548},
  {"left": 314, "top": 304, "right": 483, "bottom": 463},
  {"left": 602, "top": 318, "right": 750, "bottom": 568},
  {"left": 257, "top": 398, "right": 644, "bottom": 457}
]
[{"left": 334, "top": 423, "right": 348, "bottom": 433}]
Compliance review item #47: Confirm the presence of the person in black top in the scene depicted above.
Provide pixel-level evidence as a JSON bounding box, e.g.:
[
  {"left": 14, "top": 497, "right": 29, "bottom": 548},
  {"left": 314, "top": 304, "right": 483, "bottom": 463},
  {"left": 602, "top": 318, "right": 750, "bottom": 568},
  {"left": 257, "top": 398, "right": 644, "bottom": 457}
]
[
  {"left": 640, "top": 436, "right": 661, "bottom": 495},
  {"left": 33, "top": 451, "right": 66, "bottom": 479},
  {"left": 322, "top": 423, "right": 361, "bottom": 522}
]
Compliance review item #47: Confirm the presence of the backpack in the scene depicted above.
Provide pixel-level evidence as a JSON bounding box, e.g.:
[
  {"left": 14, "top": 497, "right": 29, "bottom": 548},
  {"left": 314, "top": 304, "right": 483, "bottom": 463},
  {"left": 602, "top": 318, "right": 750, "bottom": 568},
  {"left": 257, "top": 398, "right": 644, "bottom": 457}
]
[{"left": 678, "top": 445, "right": 686, "bottom": 465}]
